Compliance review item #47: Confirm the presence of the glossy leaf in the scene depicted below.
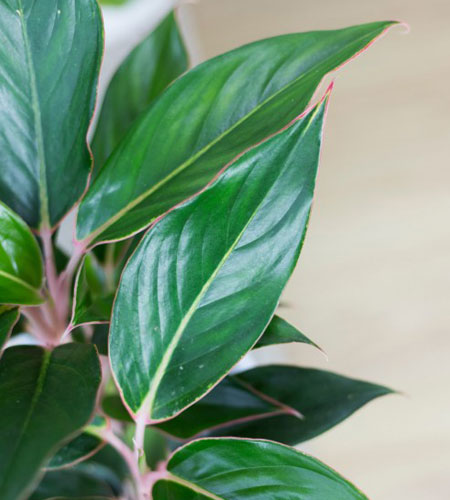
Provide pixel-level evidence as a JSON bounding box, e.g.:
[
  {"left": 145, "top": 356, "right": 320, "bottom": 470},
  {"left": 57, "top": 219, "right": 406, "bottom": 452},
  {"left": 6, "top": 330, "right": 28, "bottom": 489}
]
[
  {"left": 0, "top": 202, "right": 43, "bottom": 305},
  {"left": 0, "top": 0, "right": 103, "bottom": 228},
  {"left": 77, "top": 21, "right": 396, "bottom": 245},
  {"left": 152, "top": 438, "right": 367, "bottom": 499},
  {"left": 0, "top": 343, "right": 101, "bottom": 500},
  {"left": 158, "top": 366, "right": 392, "bottom": 443},
  {"left": 254, "top": 315, "right": 319, "bottom": 349},
  {"left": 110, "top": 94, "right": 328, "bottom": 422},
  {"left": 91, "top": 11, "right": 188, "bottom": 177},
  {"left": 47, "top": 416, "right": 107, "bottom": 470},
  {"left": 70, "top": 255, "right": 114, "bottom": 329},
  {"left": 0, "top": 306, "right": 19, "bottom": 350}
]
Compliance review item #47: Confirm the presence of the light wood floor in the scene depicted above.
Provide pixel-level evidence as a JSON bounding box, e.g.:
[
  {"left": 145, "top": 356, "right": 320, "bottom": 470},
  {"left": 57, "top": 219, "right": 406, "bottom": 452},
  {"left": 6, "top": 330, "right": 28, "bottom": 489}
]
[{"left": 179, "top": 1, "right": 450, "bottom": 498}]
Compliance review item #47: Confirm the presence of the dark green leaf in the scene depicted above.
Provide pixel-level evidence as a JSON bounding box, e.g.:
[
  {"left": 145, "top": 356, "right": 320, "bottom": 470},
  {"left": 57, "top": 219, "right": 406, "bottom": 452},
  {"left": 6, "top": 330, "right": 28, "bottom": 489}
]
[
  {"left": 110, "top": 95, "right": 327, "bottom": 422},
  {"left": 254, "top": 315, "right": 320, "bottom": 349},
  {"left": 156, "top": 376, "right": 282, "bottom": 440},
  {"left": 31, "top": 444, "right": 129, "bottom": 499},
  {"left": 0, "top": 0, "right": 103, "bottom": 229},
  {"left": 153, "top": 438, "right": 368, "bottom": 499},
  {"left": 102, "top": 395, "right": 133, "bottom": 423},
  {"left": 0, "top": 202, "right": 43, "bottom": 305},
  {"left": 0, "top": 306, "right": 19, "bottom": 350},
  {"left": 144, "top": 427, "right": 170, "bottom": 470},
  {"left": 29, "top": 469, "right": 115, "bottom": 500},
  {"left": 92, "top": 323, "right": 110, "bottom": 356},
  {"left": 77, "top": 21, "right": 396, "bottom": 245},
  {"left": 0, "top": 343, "right": 101, "bottom": 500},
  {"left": 70, "top": 256, "right": 114, "bottom": 329},
  {"left": 48, "top": 417, "right": 107, "bottom": 470},
  {"left": 159, "top": 366, "right": 392, "bottom": 443},
  {"left": 91, "top": 11, "right": 188, "bottom": 177},
  {"left": 153, "top": 481, "right": 211, "bottom": 500}
]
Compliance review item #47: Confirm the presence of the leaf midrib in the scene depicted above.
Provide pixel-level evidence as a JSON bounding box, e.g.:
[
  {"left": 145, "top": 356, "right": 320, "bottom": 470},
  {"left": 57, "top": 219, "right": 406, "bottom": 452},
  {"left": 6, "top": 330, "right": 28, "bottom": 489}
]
[
  {"left": 137, "top": 104, "right": 320, "bottom": 420},
  {"left": 17, "top": 1, "right": 49, "bottom": 229},
  {"left": 84, "top": 27, "right": 382, "bottom": 244},
  {"left": 0, "top": 269, "right": 42, "bottom": 298},
  {"left": 165, "top": 475, "right": 225, "bottom": 500}
]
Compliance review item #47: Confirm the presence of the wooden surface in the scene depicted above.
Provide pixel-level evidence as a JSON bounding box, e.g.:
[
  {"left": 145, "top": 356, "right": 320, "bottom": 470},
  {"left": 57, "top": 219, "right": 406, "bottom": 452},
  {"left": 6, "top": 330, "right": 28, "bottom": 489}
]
[{"left": 179, "top": 1, "right": 450, "bottom": 498}]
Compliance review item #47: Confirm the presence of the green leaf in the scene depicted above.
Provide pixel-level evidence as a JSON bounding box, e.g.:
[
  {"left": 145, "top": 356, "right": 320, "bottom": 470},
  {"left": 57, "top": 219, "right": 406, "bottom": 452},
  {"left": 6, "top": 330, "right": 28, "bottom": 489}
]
[
  {"left": 70, "top": 256, "right": 114, "bottom": 329},
  {"left": 29, "top": 468, "right": 116, "bottom": 500},
  {"left": 157, "top": 366, "right": 392, "bottom": 443},
  {"left": 32, "top": 444, "right": 129, "bottom": 499},
  {"left": 0, "top": 0, "right": 103, "bottom": 229},
  {"left": 144, "top": 427, "right": 170, "bottom": 470},
  {"left": 48, "top": 416, "right": 107, "bottom": 470},
  {"left": 102, "top": 394, "right": 133, "bottom": 423},
  {"left": 110, "top": 95, "right": 328, "bottom": 422},
  {"left": 155, "top": 375, "right": 283, "bottom": 440},
  {"left": 0, "top": 343, "right": 101, "bottom": 500},
  {"left": 91, "top": 11, "right": 188, "bottom": 177},
  {"left": 0, "top": 202, "right": 43, "bottom": 305},
  {"left": 0, "top": 306, "right": 20, "bottom": 350},
  {"left": 152, "top": 438, "right": 368, "bottom": 499},
  {"left": 254, "top": 315, "right": 320, "bottom": 350},
  {"left": 76, "top": 21, "right": 396, "bottom": 245}
]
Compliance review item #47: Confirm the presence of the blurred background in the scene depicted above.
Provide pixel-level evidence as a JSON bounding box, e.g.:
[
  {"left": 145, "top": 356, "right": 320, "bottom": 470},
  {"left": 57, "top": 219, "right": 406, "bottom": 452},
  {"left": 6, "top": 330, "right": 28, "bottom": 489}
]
[{"left": 98, "top": 1, "right": 450, "bottom": 498}]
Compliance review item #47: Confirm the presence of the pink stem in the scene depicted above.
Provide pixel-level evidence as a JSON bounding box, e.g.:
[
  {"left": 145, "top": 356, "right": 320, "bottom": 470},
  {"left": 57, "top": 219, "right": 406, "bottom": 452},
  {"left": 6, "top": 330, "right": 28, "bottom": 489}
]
[
  {"left": 40, "top": 228, "right": 59, "bottom": 302},
  {"left": 102, "top": 429, "right": 146, "bottom": 500}
]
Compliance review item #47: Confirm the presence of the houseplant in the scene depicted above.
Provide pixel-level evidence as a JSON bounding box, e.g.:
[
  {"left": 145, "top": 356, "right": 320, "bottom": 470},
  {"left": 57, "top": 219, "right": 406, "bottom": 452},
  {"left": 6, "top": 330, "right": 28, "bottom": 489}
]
[{"left": 0, "top": 1, "right": 399, "bottom": 498}]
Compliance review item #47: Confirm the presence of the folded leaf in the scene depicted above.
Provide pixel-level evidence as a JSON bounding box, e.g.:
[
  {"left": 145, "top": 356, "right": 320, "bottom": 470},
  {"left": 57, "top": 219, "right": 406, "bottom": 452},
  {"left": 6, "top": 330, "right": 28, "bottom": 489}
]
[
  {"left": 76, "top": 21, "right": 396, "bottom": 245},
  {"left": 158, "top": 366, "right": 392, "bottom": 443},
  {"left": 70, "top": 255, "right": 114, "bottom": 329},
  {"left": 254, "top": 315, "right": 319, "bottom": 349},
  {"left": 110, "top": 93, "right": 328, "bottom": 422},
  {"left": 0, "top": 202, "right": 43, "bottom": 305},
  {"left": 47, "top": 416, "right": 107, "bottom": 470},
  {"left": 152, "top": 438, "right": 367, "bottom": 499},
  {"left": 0, "top": 306, "right": 19, "bottom": 350},
  {"left": 91, "top": 11, "right": 188, "bottom": 177},
  {"left": 0, "top": 343, "right": 101, "bottom": 500},
  {"left": 0, "top": 0, "right": 103, "bottom": 228}
]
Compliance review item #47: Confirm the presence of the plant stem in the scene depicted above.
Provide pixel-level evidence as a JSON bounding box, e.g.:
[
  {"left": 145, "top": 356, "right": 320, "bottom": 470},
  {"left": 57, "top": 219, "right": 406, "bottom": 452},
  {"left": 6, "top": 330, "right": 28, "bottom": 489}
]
[
  {"left": 62, "top": 244, "right": 85, "bottom": 285},
  {"left": 102, "top": 429, "right": 145, "bottom": 500},
  {"left": 40, "top": 227, "right": 59, "bottom": 301},
  {"left": 21, "top": 307, "right": 53, "bottom": 346},
  {"left": 132, "top": 408, "right": 149, "bottom": 499},
  {"left": 134, "top": 410, "right": 146, "bottom": 464}
]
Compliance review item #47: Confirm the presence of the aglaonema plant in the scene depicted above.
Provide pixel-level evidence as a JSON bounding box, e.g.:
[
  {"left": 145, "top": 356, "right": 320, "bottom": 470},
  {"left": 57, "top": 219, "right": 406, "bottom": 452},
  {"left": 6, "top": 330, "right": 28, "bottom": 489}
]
[{"left": 0, "top": 2, "right": 399, "bottom": 499}]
